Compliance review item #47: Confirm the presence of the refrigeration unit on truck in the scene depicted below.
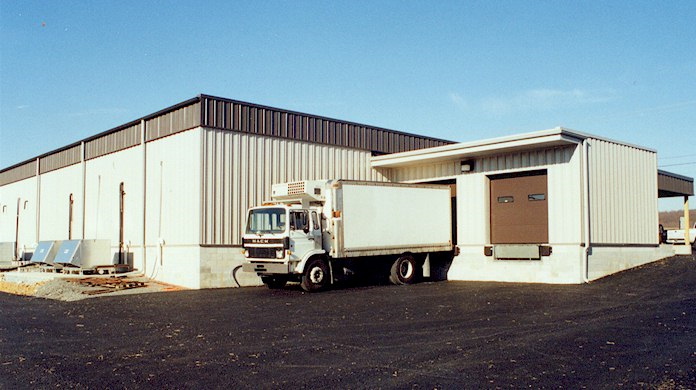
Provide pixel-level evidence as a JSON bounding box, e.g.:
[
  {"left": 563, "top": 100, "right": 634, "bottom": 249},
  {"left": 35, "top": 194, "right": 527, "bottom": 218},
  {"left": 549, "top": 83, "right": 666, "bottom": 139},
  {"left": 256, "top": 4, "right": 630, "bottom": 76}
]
[{"left": 241, "top": 180, "right": 453, "bottom": 292}]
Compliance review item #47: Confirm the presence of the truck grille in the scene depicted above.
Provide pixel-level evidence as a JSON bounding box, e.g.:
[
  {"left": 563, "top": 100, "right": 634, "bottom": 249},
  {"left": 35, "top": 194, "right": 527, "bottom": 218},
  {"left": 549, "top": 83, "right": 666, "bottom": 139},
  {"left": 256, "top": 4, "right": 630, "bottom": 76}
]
[{"left": 248, "top": 247, "right": 278, "bottom": 259}]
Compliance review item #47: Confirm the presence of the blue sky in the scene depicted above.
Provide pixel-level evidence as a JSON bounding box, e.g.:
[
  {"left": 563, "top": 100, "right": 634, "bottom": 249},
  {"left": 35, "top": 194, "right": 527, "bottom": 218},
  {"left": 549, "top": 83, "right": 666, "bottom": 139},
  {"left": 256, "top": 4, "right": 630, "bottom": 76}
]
[{"left": 1, "top": 0, "right": 694, "bottom": 210}]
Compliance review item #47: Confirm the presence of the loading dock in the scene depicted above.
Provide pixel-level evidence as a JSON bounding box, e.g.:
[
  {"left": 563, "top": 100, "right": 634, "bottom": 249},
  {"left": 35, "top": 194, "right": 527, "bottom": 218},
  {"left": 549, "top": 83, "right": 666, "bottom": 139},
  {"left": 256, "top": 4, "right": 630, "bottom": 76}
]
[{"left": 373, "top": 127, "right": 693, "bottom": 283}]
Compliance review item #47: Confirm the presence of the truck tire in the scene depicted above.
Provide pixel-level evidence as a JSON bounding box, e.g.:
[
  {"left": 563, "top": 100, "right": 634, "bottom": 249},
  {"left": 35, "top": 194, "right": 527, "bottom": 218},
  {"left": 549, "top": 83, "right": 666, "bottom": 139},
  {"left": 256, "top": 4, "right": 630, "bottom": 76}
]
[
  {"left": 301, "top": 257, "right": 330, "bottom": 292},
  {"left": 261, "top": 276, "right": 287, "bottom": 289},
  {"left": 389, "top": 254, "right": 420, "bottom": 285}
]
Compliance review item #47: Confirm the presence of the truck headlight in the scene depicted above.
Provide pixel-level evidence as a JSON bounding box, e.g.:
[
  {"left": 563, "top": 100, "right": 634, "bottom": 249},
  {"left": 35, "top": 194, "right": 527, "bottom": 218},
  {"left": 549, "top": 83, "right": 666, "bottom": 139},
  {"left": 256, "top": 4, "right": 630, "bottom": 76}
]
[
  {"left": 276, "top": 249, "right": 284, "bottom": 259},
  {"left": 244, "top": 249, "right": 250, "bottom": 258}
]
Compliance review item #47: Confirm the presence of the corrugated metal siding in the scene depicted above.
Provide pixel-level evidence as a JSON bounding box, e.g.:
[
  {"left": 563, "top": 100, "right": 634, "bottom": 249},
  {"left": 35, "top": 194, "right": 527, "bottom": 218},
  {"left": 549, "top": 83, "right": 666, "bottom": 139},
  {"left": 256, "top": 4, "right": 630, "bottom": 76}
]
[
  {"left": 39, "top": 145, "right": 81, "bottom": 174},
  {"left": 387, "top": 161, "right": 459, "bottom": 182},
  {"left": 474, "top": 147, "right": 574, "bottom": 174},
  {"left": 200, "top": 96, "right": 450, "bottom": 154},
  {"left": 146, "top": 101, "right": 201, "bottom": 141},
  {"left": 0, "top": 161, "right": 36, "bottom": 186},
  {"left": 589, "top": 138, "right": 658, "bottom": 245},
  {"left": 85, "top": 123, "right": 141, "bottom": 160},
  {"left": 388, "top": 146, "right": 575, "bottom": 183},
  {"left": 201, "top": 129, "right": 388, "bottom": 245}
]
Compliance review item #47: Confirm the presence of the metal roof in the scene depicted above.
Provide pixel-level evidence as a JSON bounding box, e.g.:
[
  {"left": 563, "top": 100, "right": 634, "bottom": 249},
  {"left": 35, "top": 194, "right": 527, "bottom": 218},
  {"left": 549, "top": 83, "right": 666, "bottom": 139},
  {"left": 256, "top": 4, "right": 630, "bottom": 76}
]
[
  {"left": 1, "top": 94, "right": 453, "bottom": 186},
  {"left": 371, "top": 127, "right": 656, "bottom": 168},
  {"left": 658, "top": 170, "right": 694, "bottom": 197}
]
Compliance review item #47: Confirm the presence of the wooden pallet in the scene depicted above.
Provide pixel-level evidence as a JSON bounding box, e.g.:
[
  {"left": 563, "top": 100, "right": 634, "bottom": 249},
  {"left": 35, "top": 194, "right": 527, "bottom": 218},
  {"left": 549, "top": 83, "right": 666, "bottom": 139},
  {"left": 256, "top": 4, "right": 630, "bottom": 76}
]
[
  {"left": 94, "top": 265, "right": 132, "bottom": 275},
  {"left": 17, "top": 263, "right": 41, "bottom": 272},
  {"left": 60, "top": 267, "right": 95, "bottom": 275},
  {"left": 68, "top": 277, "right": 147, "bottom": 296},
  {"left": 39, "top": 265, "right": 61, "bottom": 273}
]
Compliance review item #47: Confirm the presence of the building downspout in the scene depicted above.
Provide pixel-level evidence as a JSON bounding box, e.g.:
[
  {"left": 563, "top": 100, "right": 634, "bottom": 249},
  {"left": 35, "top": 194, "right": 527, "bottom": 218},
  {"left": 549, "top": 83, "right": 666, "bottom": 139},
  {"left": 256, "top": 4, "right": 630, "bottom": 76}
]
[
  {"left": 35, "top": 157, "right": 40, "bottom": 245},
  {"left": 141, "top": 119, "right": 147, "bottom": 276},
  {"left": 81, "top": 141, "right": 86, "bottom": 239},
  {"left": 582, "top": 139, "right": 591, "bottom": 283}
]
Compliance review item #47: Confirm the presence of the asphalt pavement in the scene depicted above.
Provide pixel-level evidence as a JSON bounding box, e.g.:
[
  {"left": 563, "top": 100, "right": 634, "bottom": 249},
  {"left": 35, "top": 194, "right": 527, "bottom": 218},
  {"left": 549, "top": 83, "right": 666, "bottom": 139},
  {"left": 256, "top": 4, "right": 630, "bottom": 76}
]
[{"left": 1, "top": 255, "right": 695, "bottom": 389}]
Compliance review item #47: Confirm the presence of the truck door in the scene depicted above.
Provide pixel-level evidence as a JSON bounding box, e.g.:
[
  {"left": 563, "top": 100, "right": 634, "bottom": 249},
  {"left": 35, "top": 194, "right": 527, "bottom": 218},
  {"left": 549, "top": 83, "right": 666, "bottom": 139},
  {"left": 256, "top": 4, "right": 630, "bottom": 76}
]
[
  {"left": 310, "top": 211, "right": 323, "bottom": 250},
  {"left": 289, "top": 210, "right": 314, "bottom": 258}
]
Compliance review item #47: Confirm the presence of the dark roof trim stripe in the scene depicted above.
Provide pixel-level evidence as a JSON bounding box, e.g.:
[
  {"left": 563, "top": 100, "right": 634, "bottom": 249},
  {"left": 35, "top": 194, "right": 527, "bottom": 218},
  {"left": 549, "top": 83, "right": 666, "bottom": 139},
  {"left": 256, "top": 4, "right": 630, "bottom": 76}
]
[
  {"left": 658, "top": 169, "right": 694, "bottom": 183},
  {"left": 1, "top": 97, "right": 201, "bottom": 173},
  {"left": 2, "top": 94, "right": 453, "bottom": 174},
  {"left": 199, "top": 94, "right": 453, "bottom": 145}
]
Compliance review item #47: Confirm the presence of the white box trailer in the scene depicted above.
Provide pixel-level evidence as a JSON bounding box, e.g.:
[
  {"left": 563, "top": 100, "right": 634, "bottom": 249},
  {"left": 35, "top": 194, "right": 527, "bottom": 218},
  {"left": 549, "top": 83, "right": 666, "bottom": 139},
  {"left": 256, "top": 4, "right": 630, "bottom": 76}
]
[{"left": 242, "top": 180, "right": 453, "bottom": 291}]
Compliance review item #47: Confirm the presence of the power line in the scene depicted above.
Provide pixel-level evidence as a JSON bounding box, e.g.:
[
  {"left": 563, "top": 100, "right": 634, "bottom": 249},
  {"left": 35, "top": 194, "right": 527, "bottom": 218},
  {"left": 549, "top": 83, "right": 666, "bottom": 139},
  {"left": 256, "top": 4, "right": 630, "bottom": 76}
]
[
  {"left": 659, "top": 153, "right": 696, "bottom": 160},
  {"left": 659, "top": 161, "right": 696, "bottom": 167}
]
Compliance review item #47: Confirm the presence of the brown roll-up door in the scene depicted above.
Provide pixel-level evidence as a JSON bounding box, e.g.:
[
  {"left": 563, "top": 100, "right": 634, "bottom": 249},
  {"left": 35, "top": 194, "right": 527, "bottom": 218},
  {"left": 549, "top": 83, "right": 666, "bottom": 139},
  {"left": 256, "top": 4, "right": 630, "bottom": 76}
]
[{"left": 490, "top": 171, "right": 548, "bottom": 244}]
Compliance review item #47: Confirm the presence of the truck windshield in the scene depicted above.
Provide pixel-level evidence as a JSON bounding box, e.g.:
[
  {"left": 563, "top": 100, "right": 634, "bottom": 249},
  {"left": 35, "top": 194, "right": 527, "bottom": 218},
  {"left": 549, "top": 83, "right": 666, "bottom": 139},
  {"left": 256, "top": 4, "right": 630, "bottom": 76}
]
[{"left": 246, "top": 208, "right": 286, "bottom": 234}]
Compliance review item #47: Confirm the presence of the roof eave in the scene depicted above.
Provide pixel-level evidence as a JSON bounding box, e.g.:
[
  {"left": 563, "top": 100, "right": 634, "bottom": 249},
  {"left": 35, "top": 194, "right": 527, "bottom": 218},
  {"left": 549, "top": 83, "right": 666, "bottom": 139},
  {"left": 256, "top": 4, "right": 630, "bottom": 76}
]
[{"left": 372, "top": 128, "right": 583, "bottom": 168}]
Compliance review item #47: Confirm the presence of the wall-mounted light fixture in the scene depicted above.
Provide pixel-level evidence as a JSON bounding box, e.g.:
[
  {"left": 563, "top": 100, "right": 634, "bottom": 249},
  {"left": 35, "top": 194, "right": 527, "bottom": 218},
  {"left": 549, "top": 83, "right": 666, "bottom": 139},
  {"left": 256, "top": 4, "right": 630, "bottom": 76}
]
[{"left": 460, "top": 160, "right": 474, "bottom": 173}]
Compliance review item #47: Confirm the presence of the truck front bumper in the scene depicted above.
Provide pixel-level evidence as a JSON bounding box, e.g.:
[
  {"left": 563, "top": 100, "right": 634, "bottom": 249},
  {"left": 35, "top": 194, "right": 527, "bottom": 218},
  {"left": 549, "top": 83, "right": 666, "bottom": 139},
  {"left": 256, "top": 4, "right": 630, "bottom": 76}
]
[{"left": 242, "top": 261, "right": 293, "bottom": 275}]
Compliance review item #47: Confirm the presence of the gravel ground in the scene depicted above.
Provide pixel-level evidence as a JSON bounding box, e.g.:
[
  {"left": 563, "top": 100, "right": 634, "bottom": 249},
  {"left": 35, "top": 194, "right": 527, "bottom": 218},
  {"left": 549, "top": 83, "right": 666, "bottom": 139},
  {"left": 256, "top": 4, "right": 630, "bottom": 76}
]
[
  {"left": 34, "top": 279, "right": 102, "bottom": 301},
  {"left": 0, "top": 255, "right": 694, "bottom": 388},
  {"left": 0, "top": 273, "right": 180, "bottom": 301}
]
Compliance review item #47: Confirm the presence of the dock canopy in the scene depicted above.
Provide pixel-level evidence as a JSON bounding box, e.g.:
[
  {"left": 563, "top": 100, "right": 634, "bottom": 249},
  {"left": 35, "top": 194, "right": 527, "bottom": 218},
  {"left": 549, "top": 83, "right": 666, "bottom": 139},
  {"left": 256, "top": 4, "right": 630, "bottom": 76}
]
[{"left": 658, "top": 170, "right": 694, "bottom": 198}]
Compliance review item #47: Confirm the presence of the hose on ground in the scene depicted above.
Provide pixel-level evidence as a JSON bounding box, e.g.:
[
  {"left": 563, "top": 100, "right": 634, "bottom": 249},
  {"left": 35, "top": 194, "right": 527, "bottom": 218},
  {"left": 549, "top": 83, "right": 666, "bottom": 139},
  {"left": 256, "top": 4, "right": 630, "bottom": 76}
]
[{"left": 232, "top": 265, "right": 243, "bottom": 287}]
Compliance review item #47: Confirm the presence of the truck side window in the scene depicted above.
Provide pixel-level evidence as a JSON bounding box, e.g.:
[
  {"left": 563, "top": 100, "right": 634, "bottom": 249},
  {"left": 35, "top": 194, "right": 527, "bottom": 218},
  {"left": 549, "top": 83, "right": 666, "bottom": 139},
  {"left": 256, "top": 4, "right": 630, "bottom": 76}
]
[
  {"left": 311, "top": 211, "right": 320, "bottom": 231},
  {"left": 290, "top": 210, "right": 309, "bottom": 232}
]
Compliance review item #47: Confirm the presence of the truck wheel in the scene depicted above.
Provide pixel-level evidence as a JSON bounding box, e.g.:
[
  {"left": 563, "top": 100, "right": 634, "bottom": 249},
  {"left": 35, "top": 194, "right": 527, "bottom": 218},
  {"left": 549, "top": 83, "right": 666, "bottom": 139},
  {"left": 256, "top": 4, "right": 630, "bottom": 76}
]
[
  {"left": 261, "top": 276, "right": 287, "bottom": 289},
  {"left": 389, "top": 254, "right": 420, "bottom": 285},
  {"left": 300, "top": 258, "right": 330, "bottom": 292}
]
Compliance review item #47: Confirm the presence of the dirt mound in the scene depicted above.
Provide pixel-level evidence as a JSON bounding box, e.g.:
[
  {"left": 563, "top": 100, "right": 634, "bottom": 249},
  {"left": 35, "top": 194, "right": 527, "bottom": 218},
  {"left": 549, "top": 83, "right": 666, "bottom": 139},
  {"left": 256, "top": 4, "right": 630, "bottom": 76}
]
[
  {"left": 34, "top": 279, "right": 92, "bottom": 301},
  {"left": 0, "top": 279, "right": 43, "bottom": 296}
]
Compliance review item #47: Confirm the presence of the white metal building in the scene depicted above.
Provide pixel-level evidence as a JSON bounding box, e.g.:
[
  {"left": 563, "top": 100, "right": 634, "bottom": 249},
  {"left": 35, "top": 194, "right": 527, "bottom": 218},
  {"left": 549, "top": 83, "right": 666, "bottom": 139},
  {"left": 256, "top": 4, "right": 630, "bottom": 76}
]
[
  {"left": 2, "top": 96, "right": 692, "bottom": 288},
  {"left": 373, "top": 128, "right": 693, "bottom": 283},
  {"left": 0, "top": 95, "right": 450, "bottom": 288}
]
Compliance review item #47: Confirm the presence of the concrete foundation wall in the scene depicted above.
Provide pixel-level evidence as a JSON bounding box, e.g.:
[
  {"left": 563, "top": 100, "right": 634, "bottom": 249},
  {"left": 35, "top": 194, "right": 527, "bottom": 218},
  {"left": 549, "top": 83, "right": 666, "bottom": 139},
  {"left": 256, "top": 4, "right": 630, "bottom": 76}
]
[
  {"left": 448, "top": 245, "right": 585, "bottom": 284},
  {"left": 199, "top": 247, "right": 262, "bottom": 289},
  {"left": 587, "top": 245, "right": 674, "bottom": 281}
]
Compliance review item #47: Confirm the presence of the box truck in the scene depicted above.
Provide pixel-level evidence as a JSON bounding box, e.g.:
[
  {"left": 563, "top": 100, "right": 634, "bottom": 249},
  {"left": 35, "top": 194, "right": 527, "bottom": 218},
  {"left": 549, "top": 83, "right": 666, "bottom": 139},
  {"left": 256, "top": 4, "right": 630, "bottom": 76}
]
[{"left": 241, "top": 180, "right": 453, "bottom": 292}]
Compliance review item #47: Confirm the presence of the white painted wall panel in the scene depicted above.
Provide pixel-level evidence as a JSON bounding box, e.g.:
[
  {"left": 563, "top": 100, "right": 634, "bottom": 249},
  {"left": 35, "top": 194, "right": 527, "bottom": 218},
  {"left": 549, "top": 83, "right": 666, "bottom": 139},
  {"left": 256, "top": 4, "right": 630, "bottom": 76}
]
[
  {"left": 201, "top": 128, "right": 388, "bottom": 245},
  {"left": 38, "top": 164, "right": 83, "bottom": 241},
  {"left": 386, "top": 161, "right": 459, "bottom": 183},
  {"left": 456, "top": 174, "right": 489, "bottom": 245},
  {"left": 83, "top": 146, "right": 143, "bottom": 258},
  {"left": 0, "top": 177, "right": 37, "bottom": 256},
  {"left": 144, "top": 128, "right": 201, "bottom": 247},
  {"left": 588, "top": 138, "right": 658, "bottom": 245}
]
